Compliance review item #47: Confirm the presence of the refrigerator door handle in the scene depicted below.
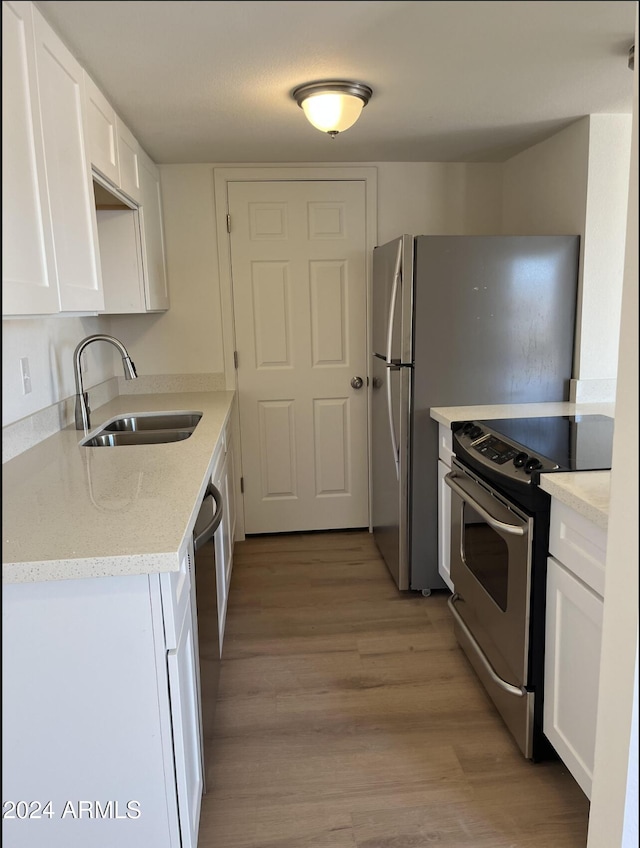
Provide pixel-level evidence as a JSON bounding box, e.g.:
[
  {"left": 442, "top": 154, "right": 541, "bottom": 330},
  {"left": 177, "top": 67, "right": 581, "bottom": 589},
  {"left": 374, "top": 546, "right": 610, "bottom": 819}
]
[
  {"left": 386, "top": 364, "right": 400, "bottom": 480},
  {"left": 385, "top": 240, "right": 403, "bottom": 365}
]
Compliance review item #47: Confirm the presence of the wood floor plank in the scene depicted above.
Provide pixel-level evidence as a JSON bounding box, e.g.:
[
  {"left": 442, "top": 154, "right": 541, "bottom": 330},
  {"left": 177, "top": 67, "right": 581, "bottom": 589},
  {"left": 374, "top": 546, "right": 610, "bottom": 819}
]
[{"left": 196, "top": 531, "right": 589, "bottom": 848}]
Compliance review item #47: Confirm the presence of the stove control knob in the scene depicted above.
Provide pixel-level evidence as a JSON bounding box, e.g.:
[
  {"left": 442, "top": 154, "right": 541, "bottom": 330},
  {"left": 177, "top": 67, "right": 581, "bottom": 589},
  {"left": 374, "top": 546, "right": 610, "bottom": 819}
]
[
  {"left": 525, "top": 457, "right": 542, "bottom": 474},
  {"left": 462, "top": 422, "right": 474, "bottom": 435},
  {"left": 513, "top": 452, "right": 528, "bottom": 468},
  {"left": 469, "top": 426, "right": 483, "bottom": 439}
]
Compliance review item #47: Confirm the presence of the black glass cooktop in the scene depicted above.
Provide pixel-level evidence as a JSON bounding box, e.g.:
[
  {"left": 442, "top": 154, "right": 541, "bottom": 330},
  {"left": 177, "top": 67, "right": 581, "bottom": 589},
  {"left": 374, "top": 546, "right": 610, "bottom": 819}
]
[{"left": 477, "top": 415, "right": 615, "bottom": 473}]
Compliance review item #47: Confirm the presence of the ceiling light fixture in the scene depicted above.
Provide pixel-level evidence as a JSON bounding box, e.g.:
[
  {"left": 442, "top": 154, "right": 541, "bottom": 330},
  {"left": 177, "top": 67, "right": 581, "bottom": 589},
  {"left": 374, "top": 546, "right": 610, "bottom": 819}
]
[{"left": 292, "top": 80, "right": 373, "bottom": 138}]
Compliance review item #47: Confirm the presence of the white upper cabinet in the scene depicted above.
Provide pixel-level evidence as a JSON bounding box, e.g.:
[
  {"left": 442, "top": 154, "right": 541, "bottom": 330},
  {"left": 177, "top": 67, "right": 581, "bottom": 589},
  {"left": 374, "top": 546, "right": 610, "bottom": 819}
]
[
  {"left": 138, "top": 148, "right": 170, "bottom": 311},
  {"left": 3, "top": 0, "right": 168, "bottom": 317},
  {"left": 84, "top": 73, "right": 120, "bottom": 186},
  {"left": 2, "top": 0, "right": 59, "bottom": 315},
  {"left": 31, "top": 3, "right": 104, "bottom": 312},
  {"left": 116, "top": 118, "right": 143, "bottom": 204}
]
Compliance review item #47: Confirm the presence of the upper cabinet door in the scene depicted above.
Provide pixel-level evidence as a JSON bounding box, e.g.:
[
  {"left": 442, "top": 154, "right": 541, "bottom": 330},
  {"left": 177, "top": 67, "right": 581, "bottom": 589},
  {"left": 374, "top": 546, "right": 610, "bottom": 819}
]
[
  {"left": 2, "top": 0, "right": 58, "bottom": 315},
  {"left": 116, "top": 118, "right": 142, "bottom": 204},
  {"left": 32, "top": 4, "right": 104, "bottom": 312},
  {"left": 138, "top": 148, "right": 170, "bottom": 311},
  {"left": 84, "top": 73, "right": 120, "bottom": 187}
]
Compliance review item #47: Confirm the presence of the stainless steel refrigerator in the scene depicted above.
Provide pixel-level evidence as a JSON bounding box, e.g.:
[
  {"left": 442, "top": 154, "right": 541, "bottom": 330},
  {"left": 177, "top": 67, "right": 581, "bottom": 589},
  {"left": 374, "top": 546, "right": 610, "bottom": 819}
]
[{"left": 371, "top": 235, "right": 579, "bottom": 592}]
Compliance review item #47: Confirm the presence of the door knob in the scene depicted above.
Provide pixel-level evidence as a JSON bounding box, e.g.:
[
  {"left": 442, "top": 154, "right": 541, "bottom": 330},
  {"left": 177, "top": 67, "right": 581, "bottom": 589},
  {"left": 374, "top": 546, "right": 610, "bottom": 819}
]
[{"left": 350, "top": 376, "right": 364, "bottom": 389}]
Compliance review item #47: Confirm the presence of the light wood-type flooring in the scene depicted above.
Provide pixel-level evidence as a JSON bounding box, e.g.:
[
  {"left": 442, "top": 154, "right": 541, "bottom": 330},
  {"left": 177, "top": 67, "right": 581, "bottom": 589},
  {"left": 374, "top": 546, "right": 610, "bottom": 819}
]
[{"left": 196, "top": 530, "right": 590, "bottom": 847}]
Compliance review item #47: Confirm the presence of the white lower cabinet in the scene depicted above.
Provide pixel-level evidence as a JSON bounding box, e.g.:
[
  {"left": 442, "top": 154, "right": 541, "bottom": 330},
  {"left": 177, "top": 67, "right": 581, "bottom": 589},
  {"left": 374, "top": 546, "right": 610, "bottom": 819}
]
[
  {"left": 437, "top": 424, "right": 454, "bottom": 591},
  {"left": 166, "top": 586, "right": 203, "bottom": 848},
  {"left": 437, "top": 459, "right": 453, "bottom": 591},
  {"left": 2, "top": 549, "right": 205, "bottom": 848},
  {"left": 544, "top": 499, "right": 607, "bottom": 799},
  {"left": 212, "top": 416, "right": 236, "bottom": 652}
]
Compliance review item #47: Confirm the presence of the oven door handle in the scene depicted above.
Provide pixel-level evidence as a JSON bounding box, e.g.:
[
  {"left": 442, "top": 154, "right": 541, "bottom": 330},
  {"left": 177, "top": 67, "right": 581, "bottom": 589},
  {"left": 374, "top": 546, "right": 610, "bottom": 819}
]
[
  {"left": 444, "top": 472, "right": 525, "bottom": 536},
  {"left": 448, "top": 593, "right": 526, "bottom": 698}
]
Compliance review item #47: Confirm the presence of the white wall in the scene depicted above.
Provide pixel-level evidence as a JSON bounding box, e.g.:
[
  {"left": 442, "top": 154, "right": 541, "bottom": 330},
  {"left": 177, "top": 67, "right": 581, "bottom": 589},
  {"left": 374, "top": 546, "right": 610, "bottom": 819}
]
[
  {"left": 376, "top": 162, "right": 502, "bottom": 241},
  {"left": 580, "top": 114, "right": 633, "bottom": 381},
  {"left": 110, "top": 166, "right": 224, "bottom": 377},
  {"left": 502, "top": 115, "right": 632, "bottom": 391},
  {"left": 2, "top": 161, "right": 502, "bottom": 429},
  {"left": 587, "top": 17, "right": 638, "bottom": 844},
  {"left": 107, "top": 161, "right": 503, "bottom": 389},
  {"left": 1, "top": 315, "right": 114, "bottom": 427},
  {"left": 2, "top": 132, "right": 629, "bottom": 429}
]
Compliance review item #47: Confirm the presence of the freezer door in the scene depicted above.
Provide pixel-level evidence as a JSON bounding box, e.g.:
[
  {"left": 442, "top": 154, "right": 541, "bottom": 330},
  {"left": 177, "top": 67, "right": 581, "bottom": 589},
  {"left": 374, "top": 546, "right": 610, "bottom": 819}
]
[
  {"left": 371, "top": 354, "right": 411, "bottom": 590},
  {"left": 372, "top": 235, "right": 414, "bottom": 363},
  {"left": 408, "top": 234, "right": 579, "bottom": 592}
]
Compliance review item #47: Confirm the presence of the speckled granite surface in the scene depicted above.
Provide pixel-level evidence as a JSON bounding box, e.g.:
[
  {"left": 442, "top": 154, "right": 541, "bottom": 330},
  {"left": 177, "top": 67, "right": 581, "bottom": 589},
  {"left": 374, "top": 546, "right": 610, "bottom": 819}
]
[
  {"left": 539, "top": 471, "right": 610, "bottom": 529},
  {"left": 2, "top": 392, "right": 234, "bottom": 583}
]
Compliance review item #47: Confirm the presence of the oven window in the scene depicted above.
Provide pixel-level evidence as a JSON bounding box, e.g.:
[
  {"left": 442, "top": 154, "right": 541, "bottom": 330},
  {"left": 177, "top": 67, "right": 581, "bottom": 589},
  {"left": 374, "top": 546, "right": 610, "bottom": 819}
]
[{"left": 461, "top": 502, "right": 509, "bottom": 611}]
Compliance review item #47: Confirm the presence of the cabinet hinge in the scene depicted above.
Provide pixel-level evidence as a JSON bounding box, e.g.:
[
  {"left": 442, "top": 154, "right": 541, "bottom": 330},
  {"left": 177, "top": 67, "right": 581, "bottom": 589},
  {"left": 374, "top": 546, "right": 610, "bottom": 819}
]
[
  {"left": 226, "top": 214, "right": 231, "bottom": 233},
  {"left": 233, "top": 350, "right": 239, "bottom": 370},
  {"left": 240, "top": 476, "right": 244, "bottom": 494}
]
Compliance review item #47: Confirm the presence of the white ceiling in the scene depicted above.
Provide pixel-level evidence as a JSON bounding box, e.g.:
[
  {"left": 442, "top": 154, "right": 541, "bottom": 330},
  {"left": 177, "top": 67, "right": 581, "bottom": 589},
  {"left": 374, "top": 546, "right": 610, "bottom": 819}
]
[{"left": 35, "top": 0, "right": 636, "bottom": 164}]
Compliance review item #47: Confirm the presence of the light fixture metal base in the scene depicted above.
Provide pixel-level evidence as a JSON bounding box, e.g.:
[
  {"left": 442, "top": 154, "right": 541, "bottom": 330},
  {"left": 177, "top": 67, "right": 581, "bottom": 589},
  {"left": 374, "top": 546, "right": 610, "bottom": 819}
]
[{"left": 291, "top": 80, "right": 373, "bottom": 108}]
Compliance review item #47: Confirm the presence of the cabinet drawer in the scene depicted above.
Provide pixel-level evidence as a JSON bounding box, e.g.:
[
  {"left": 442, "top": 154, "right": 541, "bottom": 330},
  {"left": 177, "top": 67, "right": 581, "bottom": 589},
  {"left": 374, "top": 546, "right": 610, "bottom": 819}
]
[
  {"left": 549, "top": 500, "right": 607, "bottom": 598},
  {"left": 160, "top": 547, "right": 192, "bottom": 650},
  {"left": 438, "top": 424, "right": 454, "bottom": 466}
]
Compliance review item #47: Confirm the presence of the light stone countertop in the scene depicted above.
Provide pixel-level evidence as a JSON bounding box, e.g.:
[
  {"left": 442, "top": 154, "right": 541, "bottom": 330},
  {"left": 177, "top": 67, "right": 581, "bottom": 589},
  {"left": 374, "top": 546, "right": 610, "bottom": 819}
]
[
  {"left": 429, "top": 401, "right": 615, "bottom": 427},
  {"left": 2, "top": 391, "right": 235, "bottom": 584},
  {"left": 430, "top": 401, "right": 615, "bottom": 525},
  {"left": 538, "top": 471, "right": 611, "bottom": 530}
]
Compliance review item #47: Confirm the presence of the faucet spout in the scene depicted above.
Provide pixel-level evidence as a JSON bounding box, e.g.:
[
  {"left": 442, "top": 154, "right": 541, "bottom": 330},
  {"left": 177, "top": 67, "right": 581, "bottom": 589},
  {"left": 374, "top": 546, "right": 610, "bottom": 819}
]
[{"left": 74, "top": 335, "right": 138, "bottom": 432}]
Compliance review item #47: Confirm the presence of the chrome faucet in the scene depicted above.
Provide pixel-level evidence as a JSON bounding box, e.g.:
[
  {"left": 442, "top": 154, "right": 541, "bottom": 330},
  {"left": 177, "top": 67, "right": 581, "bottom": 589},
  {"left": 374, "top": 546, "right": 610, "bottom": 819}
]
[{"left": 74, "top": 335, "right": 137, "bottom": 431}]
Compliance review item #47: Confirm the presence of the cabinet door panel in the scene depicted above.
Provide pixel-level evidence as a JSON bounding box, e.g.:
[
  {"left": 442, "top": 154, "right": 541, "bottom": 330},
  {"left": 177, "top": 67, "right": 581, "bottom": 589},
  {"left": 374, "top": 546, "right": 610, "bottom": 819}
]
[
  {"left": 2, "top": 0, "right": 58, "bottom": 315},
  {"left": 139, "top": 148, "right": 170, "bottom": 310},
  {"left": 32, "top": 5, "right": 103, "bottom": 311},
  {"left": 167, "top": 609, "right": 203, "bottom": 848},
  {"left": 84, "top": 73, "right": 120, "bottom": 186},
  {"left": 544, "top": 556, "right": 603, "bottom": 798},
  {"left": 117, "top": 117, "right": 142, "bottom": 203},
  {"left": 437, "top": 459, "right": 453, "bottom": 591}
]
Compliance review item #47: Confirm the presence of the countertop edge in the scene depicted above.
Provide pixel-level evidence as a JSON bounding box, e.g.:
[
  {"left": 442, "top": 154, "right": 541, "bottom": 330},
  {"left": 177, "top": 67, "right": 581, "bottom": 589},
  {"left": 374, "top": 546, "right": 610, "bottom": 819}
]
[
  {"left": 538, "top": 471, "right": 610, "bottom": 530},
  {"left": 430, "top": 401, "right": 615, "bottom": 427}
]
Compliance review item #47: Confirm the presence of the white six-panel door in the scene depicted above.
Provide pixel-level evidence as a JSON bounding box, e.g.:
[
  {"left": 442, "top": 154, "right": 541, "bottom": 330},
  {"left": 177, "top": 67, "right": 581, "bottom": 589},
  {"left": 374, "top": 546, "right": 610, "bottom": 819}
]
[{"left": 228, "top": 180, "right": 369, "bottom": 534}]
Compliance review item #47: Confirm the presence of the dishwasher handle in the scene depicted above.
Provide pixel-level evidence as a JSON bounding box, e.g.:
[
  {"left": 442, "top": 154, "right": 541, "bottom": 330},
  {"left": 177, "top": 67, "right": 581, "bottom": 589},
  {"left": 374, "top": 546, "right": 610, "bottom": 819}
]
[{"left": 193, "top": 483, "right": 224, "bottom": 551}]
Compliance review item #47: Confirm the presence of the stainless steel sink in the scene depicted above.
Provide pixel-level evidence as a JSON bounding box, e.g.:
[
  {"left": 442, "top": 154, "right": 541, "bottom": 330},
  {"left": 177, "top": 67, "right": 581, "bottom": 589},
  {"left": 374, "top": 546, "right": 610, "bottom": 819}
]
[
  {"left": 82, "top": 430, "right": 194, "bottom": 447},
  {"left": 80, "top": 410, "right": 203, "bottom": 447},
  {"left": 103, "top": 413, "right": 202, "bottom": 432}
]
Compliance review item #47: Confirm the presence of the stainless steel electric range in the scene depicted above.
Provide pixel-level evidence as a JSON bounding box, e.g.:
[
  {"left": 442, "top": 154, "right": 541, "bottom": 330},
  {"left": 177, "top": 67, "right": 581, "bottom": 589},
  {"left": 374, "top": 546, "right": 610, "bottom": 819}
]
[{"left": 445, "top": 414, "right": 615, "bottom": 759}]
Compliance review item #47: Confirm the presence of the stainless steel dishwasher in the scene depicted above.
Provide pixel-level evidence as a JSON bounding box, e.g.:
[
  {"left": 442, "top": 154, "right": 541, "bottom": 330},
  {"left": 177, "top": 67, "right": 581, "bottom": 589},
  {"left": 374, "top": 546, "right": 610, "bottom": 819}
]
[{"left": 192, "top": 482, "right": 223, "bottom": 784}]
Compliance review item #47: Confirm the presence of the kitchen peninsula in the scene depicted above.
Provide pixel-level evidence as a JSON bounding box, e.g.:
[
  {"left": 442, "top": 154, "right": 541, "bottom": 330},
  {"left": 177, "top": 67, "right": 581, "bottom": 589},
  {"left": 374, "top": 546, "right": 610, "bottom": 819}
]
[{"left": 3, "top": 390, "right": 236, "bottom": 848}]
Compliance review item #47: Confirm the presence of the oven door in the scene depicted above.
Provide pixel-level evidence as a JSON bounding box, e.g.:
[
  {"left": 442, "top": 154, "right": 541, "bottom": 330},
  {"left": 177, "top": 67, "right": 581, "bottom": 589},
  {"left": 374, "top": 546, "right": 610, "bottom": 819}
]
[{"left": 446, "top": 459, "right": 535, "bottom": 756}]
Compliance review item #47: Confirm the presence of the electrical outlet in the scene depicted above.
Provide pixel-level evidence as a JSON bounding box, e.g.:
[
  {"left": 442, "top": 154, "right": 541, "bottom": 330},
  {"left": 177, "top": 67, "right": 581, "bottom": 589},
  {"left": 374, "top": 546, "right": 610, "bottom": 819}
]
[{"left": 20, "top": 357, "right": 32, "bottom": 395}]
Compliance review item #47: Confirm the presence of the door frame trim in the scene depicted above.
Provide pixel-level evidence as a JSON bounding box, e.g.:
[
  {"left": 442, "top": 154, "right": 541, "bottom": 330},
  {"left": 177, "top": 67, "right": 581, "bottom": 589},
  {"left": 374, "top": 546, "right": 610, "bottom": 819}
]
[{"left": 213, "top": 166, "right": 378, "bottom": 537}]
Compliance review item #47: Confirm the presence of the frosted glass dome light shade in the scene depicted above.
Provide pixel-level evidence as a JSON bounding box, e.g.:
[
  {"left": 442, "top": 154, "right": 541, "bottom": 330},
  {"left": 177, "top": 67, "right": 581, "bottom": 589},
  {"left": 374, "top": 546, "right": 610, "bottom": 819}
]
[
  {"left": 292, "top": 81, "right": 373, "bottom": 137},
  {"left": 301, "top": 93, "right": 363, "bottom": 134}
]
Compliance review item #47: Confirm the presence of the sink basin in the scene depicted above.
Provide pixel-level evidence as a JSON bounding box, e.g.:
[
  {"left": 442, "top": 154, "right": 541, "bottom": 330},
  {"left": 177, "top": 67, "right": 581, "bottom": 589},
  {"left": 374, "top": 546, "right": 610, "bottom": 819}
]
[
  {"left": 82, "top": 430, "right": 194, "bottom": 447},
  {"left": 103, "top": 412, "right": 202, "bottom": 432}
]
